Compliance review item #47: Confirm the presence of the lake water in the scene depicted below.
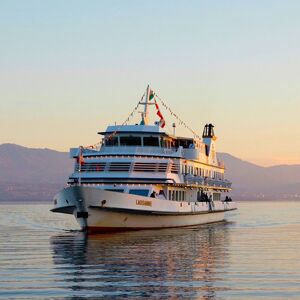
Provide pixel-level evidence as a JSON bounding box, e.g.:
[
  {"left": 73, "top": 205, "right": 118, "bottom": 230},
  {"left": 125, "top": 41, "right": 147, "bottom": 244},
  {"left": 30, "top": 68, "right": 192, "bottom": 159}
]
[{"left": 0, "top": 201, "right": 299, "bottom": 299}]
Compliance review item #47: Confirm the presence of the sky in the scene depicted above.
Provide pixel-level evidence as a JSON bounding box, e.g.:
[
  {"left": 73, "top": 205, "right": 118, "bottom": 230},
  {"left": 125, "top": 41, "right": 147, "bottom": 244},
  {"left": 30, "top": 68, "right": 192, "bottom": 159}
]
[{"left": 0, "top": 0, "right": 299, "bottom": 166}]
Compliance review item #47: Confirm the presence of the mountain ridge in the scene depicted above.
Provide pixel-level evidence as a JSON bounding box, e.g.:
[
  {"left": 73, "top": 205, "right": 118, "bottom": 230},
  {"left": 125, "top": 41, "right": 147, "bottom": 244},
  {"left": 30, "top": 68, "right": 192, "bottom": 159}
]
[{"left": 0, "top": 144, "right": 299, "bottom": 201}]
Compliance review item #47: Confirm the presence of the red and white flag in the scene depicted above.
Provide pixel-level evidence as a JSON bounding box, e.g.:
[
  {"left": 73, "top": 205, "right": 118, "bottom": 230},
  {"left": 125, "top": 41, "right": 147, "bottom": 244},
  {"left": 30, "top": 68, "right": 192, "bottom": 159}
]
[
  {"left": 76, "top": 147, "right": 84, "bottom": 166},
  {"left": 155, "top": 101, "right": 166, "bottom": 128}
]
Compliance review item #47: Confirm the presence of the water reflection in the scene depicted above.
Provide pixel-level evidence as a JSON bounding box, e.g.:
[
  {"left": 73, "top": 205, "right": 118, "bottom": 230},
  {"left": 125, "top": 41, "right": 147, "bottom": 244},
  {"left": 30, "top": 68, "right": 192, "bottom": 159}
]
[{"left": 50, "top": 223, "right": 231, "bottom": 299}]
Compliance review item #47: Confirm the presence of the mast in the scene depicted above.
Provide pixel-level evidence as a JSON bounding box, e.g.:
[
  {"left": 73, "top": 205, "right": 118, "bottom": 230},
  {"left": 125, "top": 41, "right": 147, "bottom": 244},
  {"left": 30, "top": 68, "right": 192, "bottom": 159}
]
[
  {"left": 144, "top": 85, "right": 150, "bottom": 125},
  {"left": 140, "top": 84, "right": 152, "bottom": 125},
  {"left": 78, "top": 146, "right": 82, "bottom": 186}
]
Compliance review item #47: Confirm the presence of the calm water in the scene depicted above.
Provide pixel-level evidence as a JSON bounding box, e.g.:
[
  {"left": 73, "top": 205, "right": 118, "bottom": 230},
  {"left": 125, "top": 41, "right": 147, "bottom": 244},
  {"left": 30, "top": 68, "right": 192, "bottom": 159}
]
[{"left": 0, "top": 202, "right": 299, "bottom": 299}]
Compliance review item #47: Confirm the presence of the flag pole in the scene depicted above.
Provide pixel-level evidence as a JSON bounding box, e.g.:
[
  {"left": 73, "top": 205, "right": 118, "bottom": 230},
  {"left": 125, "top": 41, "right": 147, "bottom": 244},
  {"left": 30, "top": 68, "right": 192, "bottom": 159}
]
[
  {"left": 78, "top": 146, "right": 82, "bottom": 186},
  {"left": 143, "top": 84, "right": 149, "bottom": 125}
]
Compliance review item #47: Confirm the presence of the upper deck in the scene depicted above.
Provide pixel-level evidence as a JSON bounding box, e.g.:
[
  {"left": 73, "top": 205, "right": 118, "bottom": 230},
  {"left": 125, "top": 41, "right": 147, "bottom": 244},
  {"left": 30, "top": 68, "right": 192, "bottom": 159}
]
[
  {"left": 72, "top": 124, "right": 223, "bottom": 168},
  {"left": 98, "top": 124, "right": 165, "bottom": 135}
]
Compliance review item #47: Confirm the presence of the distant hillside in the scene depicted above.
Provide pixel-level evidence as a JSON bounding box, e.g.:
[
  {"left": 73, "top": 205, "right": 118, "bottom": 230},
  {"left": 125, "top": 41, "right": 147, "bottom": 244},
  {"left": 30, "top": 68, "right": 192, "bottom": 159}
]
[
  {"left": 219, "top": 153, "right": 300, "bottom": 200},
  {"left": 0, "top": 144, "right": 299, "bottom": 201},
  {"left": 0, "top": 144, "right": 73, "bottom": 201}
]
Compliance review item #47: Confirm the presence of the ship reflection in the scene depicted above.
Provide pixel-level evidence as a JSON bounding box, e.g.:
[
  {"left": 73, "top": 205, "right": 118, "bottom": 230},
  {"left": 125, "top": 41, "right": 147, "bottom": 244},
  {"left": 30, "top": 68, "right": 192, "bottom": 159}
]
[{"left": 50, "top": 223, "right": 232, "bottom": 299}]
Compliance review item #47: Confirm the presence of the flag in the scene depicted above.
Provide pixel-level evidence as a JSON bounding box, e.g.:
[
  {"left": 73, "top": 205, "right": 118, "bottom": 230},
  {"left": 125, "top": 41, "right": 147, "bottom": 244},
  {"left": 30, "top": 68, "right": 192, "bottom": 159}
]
[
  {"left": 155, "top": 101, "right": 166, "bottom": 128},
  {"left": 149, "top": 89, "right": 155, "bottom": 101},
  {"left": 76, "top": 147, "right": 84, "bottom": 166}
]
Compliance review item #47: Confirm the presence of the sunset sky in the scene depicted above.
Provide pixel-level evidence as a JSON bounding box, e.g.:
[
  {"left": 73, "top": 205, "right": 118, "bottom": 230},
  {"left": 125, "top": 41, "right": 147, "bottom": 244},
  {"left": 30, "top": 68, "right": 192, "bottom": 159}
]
[{"left": 1, "top": 0, "right": 299, "bottom": 166}]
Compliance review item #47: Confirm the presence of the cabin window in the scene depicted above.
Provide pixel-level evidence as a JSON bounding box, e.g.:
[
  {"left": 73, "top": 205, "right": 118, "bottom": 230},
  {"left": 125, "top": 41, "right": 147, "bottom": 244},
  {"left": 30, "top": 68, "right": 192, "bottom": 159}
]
[
  {"left": 120, "top": 136, "right": 142, "bottom": 146},
  {"left": 170, "top": 163, "right": 179, "bottom": 174},
  {"left": 213, "top": 193, "right": 220, "bottom": 201},
  {"left": 129, "top": 189, "right": 149, "bottom": 196},
  {"left": 105, "top": 136, "right": 118, "bottom": 146},
  {"left": 143, "top": 136, "right": 159, "bottom": 147},
  {"left": 105, "top": 189, "right": 124, "bottom": 193}
]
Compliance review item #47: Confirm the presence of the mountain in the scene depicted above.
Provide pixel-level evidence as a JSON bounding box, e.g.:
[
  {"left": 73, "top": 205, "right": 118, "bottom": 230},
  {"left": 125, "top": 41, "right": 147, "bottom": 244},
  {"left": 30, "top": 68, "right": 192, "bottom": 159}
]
[
  {"left": 218, "top": 153, "right": 300, "bottom": 200},
  {"left": 0, "top": 144, "right": 73, "bottom": 201},
  {"left": 0, "top": 144, "right": 299, "bottom": 201}
]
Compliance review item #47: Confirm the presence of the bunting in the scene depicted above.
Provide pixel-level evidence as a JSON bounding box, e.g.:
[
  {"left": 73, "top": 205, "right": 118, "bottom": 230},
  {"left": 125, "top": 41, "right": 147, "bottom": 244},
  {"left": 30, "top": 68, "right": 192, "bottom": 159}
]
[
  {"left": 76, "top": 147, "right": 84, "bottom": 166},
  {"left": 155, "top": 100, "right": 166, "bottom": 128},
  {"left": 79, "top": 87, "right": 202, "bottom": 153},
  {"left": 155, "top": 94, "right": 201, "bottom": 140}
]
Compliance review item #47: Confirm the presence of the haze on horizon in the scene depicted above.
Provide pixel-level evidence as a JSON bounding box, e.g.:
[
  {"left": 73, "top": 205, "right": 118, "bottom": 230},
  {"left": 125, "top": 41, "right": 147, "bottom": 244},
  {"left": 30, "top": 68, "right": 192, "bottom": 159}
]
[{"left": 0, "top": 1, "right": 299, "bottom": 167}]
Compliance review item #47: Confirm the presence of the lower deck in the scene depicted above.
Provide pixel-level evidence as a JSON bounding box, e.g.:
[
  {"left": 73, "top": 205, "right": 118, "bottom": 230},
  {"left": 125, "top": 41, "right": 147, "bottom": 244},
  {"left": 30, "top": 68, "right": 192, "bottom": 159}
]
[{"left": 66, "top": 182, "right": 231, "bottom": 203}]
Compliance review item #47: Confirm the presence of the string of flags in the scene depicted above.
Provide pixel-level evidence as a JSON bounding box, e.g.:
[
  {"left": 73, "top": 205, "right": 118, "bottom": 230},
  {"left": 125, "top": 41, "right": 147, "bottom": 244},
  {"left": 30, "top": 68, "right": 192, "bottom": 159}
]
[
  {"left": 80, "top": 92, "right": 147, "bottom": 152},
  {"left": 78, "top": 87, "right": 201, "bottom": 154},
  {"left": 154, "top": 94, "right": 201, "bottom": 139},
  {"left": 103, "top": 92, "right": 146, "bottom": 142}
]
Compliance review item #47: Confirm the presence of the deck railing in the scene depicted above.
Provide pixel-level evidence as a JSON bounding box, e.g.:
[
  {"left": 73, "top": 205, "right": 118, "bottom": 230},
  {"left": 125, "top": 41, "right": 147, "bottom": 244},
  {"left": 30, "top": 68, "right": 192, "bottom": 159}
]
[
  {"left": 96, "top": 146, "right": 182, "bottom": 156},
  {"left": 184, "top": 175, "right": 232, "bottom": 188}
]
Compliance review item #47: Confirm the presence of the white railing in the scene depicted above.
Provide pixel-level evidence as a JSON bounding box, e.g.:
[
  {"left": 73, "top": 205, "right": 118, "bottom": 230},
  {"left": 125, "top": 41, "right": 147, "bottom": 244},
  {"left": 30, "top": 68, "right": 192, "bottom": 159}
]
[
  {"left": 184, "top": 175, "right": 232, "bottom": 188},
  {"left": 97, "top": 146, "right": 182, "bottom": 156}
]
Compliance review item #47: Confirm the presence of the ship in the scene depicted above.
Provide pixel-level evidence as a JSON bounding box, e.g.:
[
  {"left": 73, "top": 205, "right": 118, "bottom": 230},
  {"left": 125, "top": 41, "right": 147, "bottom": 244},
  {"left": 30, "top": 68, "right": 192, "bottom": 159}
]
[{"left": 51, "top": 86, "right": 236, "bottom": 232}]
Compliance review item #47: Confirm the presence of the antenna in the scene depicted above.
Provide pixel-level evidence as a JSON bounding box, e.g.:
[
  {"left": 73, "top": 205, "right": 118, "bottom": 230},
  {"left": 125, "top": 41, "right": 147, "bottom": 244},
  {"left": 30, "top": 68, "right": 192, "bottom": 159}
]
[{"left": 172, "top": 123, "right": 176, "bottom": 135}]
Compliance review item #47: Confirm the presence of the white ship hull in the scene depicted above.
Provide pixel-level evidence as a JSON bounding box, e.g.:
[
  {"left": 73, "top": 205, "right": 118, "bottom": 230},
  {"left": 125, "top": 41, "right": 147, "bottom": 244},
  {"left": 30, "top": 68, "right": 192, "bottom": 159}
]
[{"left": 52, "top": 187, "right": 236, "bottom": 232}]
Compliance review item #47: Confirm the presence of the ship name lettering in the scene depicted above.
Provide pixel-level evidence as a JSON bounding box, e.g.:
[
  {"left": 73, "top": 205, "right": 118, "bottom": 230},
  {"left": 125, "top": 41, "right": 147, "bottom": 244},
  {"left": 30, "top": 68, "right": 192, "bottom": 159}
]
[{"left": 136, "top": 200, "right": 152, "bottom": 207}]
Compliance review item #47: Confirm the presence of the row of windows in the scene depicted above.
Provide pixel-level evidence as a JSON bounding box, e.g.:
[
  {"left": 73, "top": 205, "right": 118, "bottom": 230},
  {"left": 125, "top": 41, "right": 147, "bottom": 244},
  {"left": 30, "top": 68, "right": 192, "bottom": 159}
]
[
  {"left": 105, "top": 136, "right": 163, "bottom": 147},
  {"left": 76, "top": 161, "right": 222, "bottom": 179},
  {"left": 77, "top": 162, "right": 178, "bottom": 173},
  {"left": 105, "top": 135, "right": 196, "bottom": 149},
  {"left": 81, "top": 186, "right": 222, "bottom": 202},
  {"left": 105, "top": 189, "right": 149, "bottom": 197},
  {"left": 76, "top": 160, "right": 222, "bottom": 179},
  {"left": 182, "top": 165, "right": 224, "bottom": 179},
  {"left": 168, "top": 190, "right": 185, "bottom": 201}
]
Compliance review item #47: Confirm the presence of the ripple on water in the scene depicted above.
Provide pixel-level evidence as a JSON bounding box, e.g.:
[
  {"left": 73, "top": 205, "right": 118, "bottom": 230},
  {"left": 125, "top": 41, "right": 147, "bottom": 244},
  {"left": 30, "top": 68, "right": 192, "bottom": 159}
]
[{"left": 0, "top": 202, "right": 299, "bottom": 299}]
